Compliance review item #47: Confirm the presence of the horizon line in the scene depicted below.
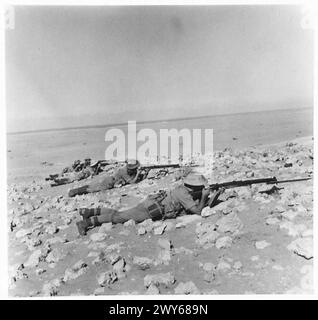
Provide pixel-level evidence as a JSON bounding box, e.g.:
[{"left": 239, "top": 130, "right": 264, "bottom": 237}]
[{"left": 7, "top": 106, "right": 312, "bottom": 136}]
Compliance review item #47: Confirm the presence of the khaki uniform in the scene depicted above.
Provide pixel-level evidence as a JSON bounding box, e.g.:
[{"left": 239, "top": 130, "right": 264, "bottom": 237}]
[
  {"left": 69, "top": 166, "right": 145, "bottom": 196},
  {"left": 90, "top": 185, "right": 197, "bottom": 225},
  {"left": 52, "top": 167, "right": 93, "bottom": 186}
]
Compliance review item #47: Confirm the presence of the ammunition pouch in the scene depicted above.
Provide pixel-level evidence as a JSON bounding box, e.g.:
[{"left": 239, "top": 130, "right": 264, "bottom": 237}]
[
  {"left": 147, "top": 201, "right": 163, "bottom": 221},
  {"left": 145, "top": 190, "right": 166, "bottom": 221}
]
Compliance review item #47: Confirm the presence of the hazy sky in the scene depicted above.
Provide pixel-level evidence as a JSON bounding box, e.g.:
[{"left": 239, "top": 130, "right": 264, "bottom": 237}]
[{"left": 6, "top": 5, "right": 313, "bottom": 132}]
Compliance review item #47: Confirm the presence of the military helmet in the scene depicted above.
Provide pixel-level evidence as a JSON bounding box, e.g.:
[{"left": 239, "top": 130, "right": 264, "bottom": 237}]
[
  {"left": 184, "top": 174, "right": 208, "bottom": 188},
  {"left": 90, "top": 161, "right": 100, "bottom": 167},
  {"left": 126, "top": 159, "right": 140, "bottom": 170}
]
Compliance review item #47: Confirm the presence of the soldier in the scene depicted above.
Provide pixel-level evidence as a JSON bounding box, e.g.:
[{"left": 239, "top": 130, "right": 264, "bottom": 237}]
[
  {"left": 51, "top": 166, "right": 94, "bottom": 186},
  {"left": 68, "top": 159, "right": 147, "bottom": 197},
  {"left": 76, "top": 174, "right": 224, "bottom": 236}
]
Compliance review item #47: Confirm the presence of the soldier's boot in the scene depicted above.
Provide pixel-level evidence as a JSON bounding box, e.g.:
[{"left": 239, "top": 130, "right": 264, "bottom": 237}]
[
  {"left": 78, "top": 208, "right": 101, "bottom": 219},
  {"left": 76, "top": 219, "right": 92, "bottom": 236},
  {"left": 68, "top": 185, "right": 89, "bottom": 197}
]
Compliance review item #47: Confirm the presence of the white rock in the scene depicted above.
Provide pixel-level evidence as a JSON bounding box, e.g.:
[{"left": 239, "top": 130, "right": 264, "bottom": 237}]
[
  {"left": 216, "top": 213, "right": 243, "bottom": 234},
  {"left": 233, "top": 261, "right": 243, "bottom": 271},
  {"left": 174, "top": 281, "right": 201, "bottom": 295},
  {"left": 133, "top": 257, "right": 153, "bottom": 270},
  {"left": 123, "top": 219, "right": 136, "bottom": 227},
  {"left": 201, "top": 207, "right": 216, "bottom": 217},
  {"left": 63, "top": 260, "right": 88, "bottom": 282},
  {"left": 45, "top": 224, "right": 59, "bottom": 235},
  {"left": 90, "top": 232, "right": 108, "bottom": 242},
  {"left": 97, "top": 271, "right": 118, "bottom": 287},
  {"left": 144, "top": 272, "right": 175, "bottom": 288},
  {"left": 146, "top": 284, "right": 160, "bottom": 295},
  {"left": 282, "top": 210, "right": 299, "bottom": 221},
  {"left": 158, "top": 238, "right": 172, "bottom": 251},
  {"left": 255, "top": 240, "right": 271, "bottom": 250},
  {"left": 24, "top": 249, "right": 42, "bottom": 268},
  {"left": 46, "top": 248, "right": 64, "bottom": 264},
  {"left": 98, "top": 223, "right": 113, "bottom": 233},
  {"left": 265, "top": 217, "right": 280, "bottom": 225},
  {"left": 217, "top": 261, "right": 231, "bottom": 271},
  {"left": 301, "top": 229, "right": 313, "bottom": 237},
  {"left": 272, "top": 265, "right": 284, "bottom": 271},
  {"left": 215, "top": 236, "right": 233, "bottom": 249},
  {"left": 153, "top": 223, "right": 167, "bottom": 235},
  {"left": 137, "top": 227, "right": 147, "bottom": 235},
  {"left": 16, "top": 228, "right": 32, "bottom": 239},
  {"left": 287, "top": 237, "right": 313, "bottom": 260}
]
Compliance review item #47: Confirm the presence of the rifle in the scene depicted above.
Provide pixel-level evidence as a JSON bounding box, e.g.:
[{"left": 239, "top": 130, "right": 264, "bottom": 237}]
[
  {"left": 207, "top": 176, "right": 312, "bottom": 191},
  {"left": 189, "top": 176, "right": 312, "bottom": 205}
]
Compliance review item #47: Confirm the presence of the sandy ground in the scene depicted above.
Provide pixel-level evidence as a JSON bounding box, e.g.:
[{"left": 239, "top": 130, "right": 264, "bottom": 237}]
[{"left": 7, "top": 132, "right": 313, "bottom": 296}]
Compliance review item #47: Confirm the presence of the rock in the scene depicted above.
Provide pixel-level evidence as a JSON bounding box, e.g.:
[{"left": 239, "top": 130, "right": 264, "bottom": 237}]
[
  {"left": 250, "top": 255, "right": 259, "bottom": 261},
  {"left": 133, "top": 256, "right": 153, "bottom": 270},
  {"left": 265, "top": 217, "right": 280, "bottom": 225},
  {"left": 97, "top": 271, "right": 118, "bottom": 287},
  {"left": 42, "top": 279, "right": 61, "bottom": 296},
  {"left": 119, "top": 229, "right": 130, "bottom": 236},
  {"left": 287, "top": 237, "right": 313, "bottom": 260},
  {"left": 113, "top": 258, "right": 126, "bottom": 276},
  {"left": 98, "top": 223, "right": 113, "bottom": 233},
  {"left": 36, "top": 268, "right": 46, "bottom": 275},
  {"left": 15, "top": 228, "right": 32, "bottom": 239},
  {"left": 90, "top": 232, "right": 108, "bottom": 242},
  {"left": 233, "top": 261, "right": 243, "bottom": 271},
  {"left": 137, "top": 227, "right": 147, "bottom": 235},
  {"left": 279, "top": 222, "right": 307, "bottom": 237},
  {"left": 46, "top": 248, "right": 64, "bottom": 264},
  {"left": 25, "top": 238, "right": 42, "bottom": 251},
  {"left": 165, "top": 221, "right": 175, "bottom": 231},
  {"left": 215, "top": 236, "right": 233, "bottom": 249},
  {"left": 158, "top": 238, "right": 172, "bottom": 251},
  {"left": 196, "top": 222, "right": 219, "bottom": 246},
  {"left": 282, "top": 210, "right": 299, "bottom": 221},
  {"left": 144, "top": 272, "right": 175, "bottom": 288},
  {"left": 123, "top": 219, "right": 136, "bottom": 227},
  {"left": 201, "top": 207, "right": 216, "bottom": 217},
  {"left": 63, "top": 260, "right": 88, "bottom": 282},
  {"left": 202, "top": 262, "right": 216, "bottom": 273},
  {"left": 24, "top": 249, "right": 43, "bottom": 268},
  {"left": 301, "top": 229, "right": 313, "bottom": 237},
  {"left": 272, "top": 265, "right": 284, "bottom": 271},
  {"left": 216, "top": 261, "right": 231, "bottom": 272},
  {"left": 196, "top": 231, "right": 220, "bottom": 246},
  {"left": 174, "top": 281, "right": 201, "bottom": 295},
  {"left": 45, "top": 224, "right": 59, "bottom": 235},
  {"left": 138, "top": 219, "right": 154, "bottom": 233},
  {"left": 153, "top": 223, "right": 167, "bottom": 235},
  {"left": 93, "top": 287, "right": 105, "bottom": 296},
  {"left": 146, "top": 284, "right": 160, "bottom": 295},
  {"left": 255, "top": 240, "right": 271, "bottom": 250},
  {"left": 216, "top": 213, "right": 243, "bottom": 234}
]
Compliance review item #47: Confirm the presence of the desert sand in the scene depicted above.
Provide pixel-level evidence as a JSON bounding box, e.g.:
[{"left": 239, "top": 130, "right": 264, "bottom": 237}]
[{"left": 7, "top": 109, "right": 313, "bottom": 296}]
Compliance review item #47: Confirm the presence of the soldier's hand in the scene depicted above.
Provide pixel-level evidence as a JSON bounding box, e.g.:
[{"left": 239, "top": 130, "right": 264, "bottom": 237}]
[
  {"left": 202, "top": 188, "right": 210, "bottom": 198},
  {"left": 218, "top": 187, "right": 225, "bottom": 195}
]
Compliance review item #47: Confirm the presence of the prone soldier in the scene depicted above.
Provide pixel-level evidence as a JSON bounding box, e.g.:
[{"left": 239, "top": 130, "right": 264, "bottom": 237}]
[
  {"left": 76, "top": 174, "right": 223, "bottom": 235},
  {"left": 68, "top": 159, "right": 148, "bottom": 197}
]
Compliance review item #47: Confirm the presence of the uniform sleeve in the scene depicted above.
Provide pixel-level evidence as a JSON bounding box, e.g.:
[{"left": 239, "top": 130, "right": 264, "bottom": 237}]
[{"left": 175, "top": 187, "right": 197, "bottom": 211}]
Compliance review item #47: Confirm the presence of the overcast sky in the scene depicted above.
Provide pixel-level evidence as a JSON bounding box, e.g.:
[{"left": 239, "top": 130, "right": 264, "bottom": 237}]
[{"left": 6, "top": 5, "right": 313, "bottom": 132}]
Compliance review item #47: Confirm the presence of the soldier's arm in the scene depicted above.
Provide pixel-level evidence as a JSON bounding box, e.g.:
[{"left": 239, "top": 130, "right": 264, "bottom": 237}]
[{"left": 186, "top": 188, "right": 210, "bottom": 215}]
